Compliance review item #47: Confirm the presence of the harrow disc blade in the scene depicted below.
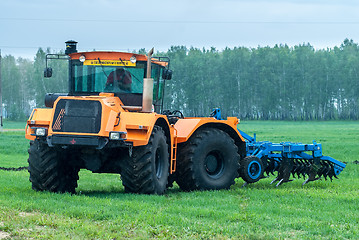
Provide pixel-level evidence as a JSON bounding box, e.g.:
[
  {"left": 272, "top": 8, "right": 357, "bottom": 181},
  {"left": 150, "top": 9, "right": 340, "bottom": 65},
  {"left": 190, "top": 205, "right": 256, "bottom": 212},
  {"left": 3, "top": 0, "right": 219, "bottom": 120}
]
[
  {"left": 263, "top": 156, "right": 342, "bottom": 186},
  {"left": 302, "top": 177, "right": 321, "bottom": 186}
]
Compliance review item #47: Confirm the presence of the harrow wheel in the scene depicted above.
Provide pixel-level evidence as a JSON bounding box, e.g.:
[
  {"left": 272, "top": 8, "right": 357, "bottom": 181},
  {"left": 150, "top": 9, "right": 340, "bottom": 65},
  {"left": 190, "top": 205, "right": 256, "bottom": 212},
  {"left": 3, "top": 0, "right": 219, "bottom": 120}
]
[
  {"left": 121, "top": 126, "right": 169, "bottom": 195},
  {"left": 28, "top": 140, "right": 79, "bottom": 193},
  {"left": 239, "top": 156, "right": 264, "bottom": 183},
  {"left": 176, "top": 128, "right": 240, "bottom": 191}
]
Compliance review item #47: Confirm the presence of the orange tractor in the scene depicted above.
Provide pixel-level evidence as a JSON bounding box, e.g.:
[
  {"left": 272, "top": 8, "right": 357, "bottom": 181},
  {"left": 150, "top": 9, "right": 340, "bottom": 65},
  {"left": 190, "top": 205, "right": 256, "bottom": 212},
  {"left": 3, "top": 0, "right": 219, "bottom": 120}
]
[
  {"left": 25, "top": 41, "right": 246, "bottom": 194},
  {"left": 25, "top": 41, "right": 345, "bottom": 194}
]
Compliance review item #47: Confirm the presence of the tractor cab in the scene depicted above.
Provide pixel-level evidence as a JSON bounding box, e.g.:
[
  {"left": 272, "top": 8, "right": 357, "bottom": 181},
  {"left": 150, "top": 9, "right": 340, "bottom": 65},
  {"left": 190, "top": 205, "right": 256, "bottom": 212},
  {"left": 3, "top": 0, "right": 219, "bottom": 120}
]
[{"left": 44, "top": 41, "right": 172, "bottom": 113}]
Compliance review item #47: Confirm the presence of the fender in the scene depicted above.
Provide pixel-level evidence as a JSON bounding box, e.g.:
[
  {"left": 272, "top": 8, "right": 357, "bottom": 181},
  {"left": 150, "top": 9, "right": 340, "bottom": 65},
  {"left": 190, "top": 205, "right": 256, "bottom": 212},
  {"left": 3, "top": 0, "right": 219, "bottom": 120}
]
[
  {"left": 115, "top": 112, "right": 171, "bottom": 147},
  {"left": 174, "top": 117, "right": 245, "bottom": 144}
]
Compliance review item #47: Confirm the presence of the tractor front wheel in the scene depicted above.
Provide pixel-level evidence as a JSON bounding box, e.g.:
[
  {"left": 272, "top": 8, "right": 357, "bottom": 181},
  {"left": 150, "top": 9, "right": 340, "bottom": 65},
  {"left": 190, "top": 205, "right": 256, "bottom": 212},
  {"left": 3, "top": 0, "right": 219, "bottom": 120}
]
[
  {"left": 176, "top": 128, "right": 240, "bottom": 191},
  {"left": 28, "top": 140, "right": 79, "bottom": 193},
  {"left": 121, "top": 126, "right": 169, "bottom": 194}
]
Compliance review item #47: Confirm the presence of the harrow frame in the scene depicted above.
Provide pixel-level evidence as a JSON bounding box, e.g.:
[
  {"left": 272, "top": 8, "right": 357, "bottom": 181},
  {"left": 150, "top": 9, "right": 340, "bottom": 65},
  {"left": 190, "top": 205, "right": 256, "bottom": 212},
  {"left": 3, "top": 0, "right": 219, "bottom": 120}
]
[
  {"left": 238, "top": 129, "right": 346, "bottom": 186},
  {"left": 211, "top": 108, "right": 346, "bottom": 186}
]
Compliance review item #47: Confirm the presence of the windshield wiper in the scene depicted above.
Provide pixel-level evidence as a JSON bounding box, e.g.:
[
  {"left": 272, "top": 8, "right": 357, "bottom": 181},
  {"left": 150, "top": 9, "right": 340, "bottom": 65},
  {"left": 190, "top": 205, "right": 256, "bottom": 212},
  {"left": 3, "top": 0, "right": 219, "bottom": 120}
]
[
  {"left": 119, "top": 58, "right": 142, "bottom": 84},
  {"left": 97, "top": 58, "right": 109, "bottom": 78}
]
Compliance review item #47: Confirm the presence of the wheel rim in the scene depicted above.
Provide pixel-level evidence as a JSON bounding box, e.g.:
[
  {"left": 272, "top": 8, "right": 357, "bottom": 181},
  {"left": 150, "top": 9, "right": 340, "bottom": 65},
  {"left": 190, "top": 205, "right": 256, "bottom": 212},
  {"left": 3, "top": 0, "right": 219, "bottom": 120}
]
[
  {"left": 155, "top": 148, "right": 163, "bottom": 179},
  {"left": 247, "top": 161, "right": 262, "bottom": 180},
  {"left": 204, "top": 151, "right": 224, "bottom": 178}
]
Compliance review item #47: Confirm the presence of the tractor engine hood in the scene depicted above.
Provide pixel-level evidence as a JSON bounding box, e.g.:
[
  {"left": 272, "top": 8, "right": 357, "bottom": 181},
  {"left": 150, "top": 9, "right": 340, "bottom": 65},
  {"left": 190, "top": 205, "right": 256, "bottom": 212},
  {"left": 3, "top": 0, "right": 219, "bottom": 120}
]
[
  {"left": 48, "top": 95, "right": 122, "bottom": 137},
  {"left": 26, "top": 94, "right": 166, "bottom": 148}
]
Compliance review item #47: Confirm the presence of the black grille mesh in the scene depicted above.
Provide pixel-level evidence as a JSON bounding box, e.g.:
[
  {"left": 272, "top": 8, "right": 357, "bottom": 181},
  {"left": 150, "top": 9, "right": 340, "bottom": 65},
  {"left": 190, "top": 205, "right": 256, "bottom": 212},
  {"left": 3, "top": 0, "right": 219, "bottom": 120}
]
[{"left": 52, "top": 99, "right": 102, "bottom": 133}]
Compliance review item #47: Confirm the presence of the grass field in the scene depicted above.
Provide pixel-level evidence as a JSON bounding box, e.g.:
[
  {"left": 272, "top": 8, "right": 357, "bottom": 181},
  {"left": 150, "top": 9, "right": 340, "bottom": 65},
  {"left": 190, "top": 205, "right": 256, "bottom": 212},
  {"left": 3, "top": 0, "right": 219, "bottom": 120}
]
[
  {"left": 1, "top": 120, "right": 26, "bottom": 130},
  {"left": 0, "top": 121, "right": 358, "bottom": 239}
]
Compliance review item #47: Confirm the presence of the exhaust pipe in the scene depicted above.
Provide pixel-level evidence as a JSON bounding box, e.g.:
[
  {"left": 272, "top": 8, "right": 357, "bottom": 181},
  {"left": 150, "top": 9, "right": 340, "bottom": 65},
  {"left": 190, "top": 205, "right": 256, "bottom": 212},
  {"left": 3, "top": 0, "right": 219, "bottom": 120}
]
[
  {"left": 142, "top": 48, "right": 154, "bottom": 113},
  {"left": 65, "top": 40, "right": 78, "bottom": 55}
]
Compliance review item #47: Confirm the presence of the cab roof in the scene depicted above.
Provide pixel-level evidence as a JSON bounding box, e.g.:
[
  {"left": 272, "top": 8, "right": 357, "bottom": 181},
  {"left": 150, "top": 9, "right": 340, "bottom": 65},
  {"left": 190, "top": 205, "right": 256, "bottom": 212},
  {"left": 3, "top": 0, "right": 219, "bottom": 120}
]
[{"left": 69, "top": 51, "right": 168, "bottom": 67}]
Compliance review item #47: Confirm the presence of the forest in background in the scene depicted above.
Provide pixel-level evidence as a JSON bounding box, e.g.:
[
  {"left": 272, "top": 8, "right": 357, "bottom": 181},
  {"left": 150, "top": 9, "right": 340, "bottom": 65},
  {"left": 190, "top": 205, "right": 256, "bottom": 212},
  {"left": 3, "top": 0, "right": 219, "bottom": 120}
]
[{"left": 1, "top": 38, "right": 359, "bottom": 120}]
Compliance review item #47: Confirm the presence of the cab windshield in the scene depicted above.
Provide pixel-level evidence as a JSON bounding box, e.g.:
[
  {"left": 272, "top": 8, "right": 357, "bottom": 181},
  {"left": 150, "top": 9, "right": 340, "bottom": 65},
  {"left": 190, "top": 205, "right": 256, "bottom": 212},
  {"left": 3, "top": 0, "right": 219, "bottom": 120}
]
[{"left": 70, "top": 60, "right": 163, "bottom": 97}]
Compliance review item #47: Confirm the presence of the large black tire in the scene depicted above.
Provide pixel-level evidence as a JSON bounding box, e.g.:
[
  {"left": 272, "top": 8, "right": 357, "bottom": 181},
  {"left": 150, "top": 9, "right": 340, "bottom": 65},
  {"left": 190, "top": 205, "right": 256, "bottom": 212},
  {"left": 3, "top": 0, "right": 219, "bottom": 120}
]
[
  {"left": 176, "top": 128, "right": 240, "bottom": 191},
  {"left": 121, "top": 126, "right": 169, "bottom": 194},
  {"left": 28, "top": 140, "right": 79, "bottom": 193},
  {"left": 239, "top": 156, "right": 264, "bottom": 183}
]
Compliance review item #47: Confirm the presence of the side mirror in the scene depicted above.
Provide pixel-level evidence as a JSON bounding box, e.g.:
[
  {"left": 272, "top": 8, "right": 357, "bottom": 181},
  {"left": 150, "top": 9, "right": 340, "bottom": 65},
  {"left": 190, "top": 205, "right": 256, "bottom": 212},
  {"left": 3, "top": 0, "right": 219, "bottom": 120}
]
[
  {"left": 162, "top": 69, "right": 172, "bottom": 80},
  {"left": 44, "top": 67, "right": 53, "bottom": 78}
]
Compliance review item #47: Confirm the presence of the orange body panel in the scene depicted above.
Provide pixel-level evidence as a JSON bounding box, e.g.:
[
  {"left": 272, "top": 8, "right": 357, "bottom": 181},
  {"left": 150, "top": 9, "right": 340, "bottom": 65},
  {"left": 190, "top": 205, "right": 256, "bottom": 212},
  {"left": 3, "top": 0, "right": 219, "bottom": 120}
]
[
  {"left": 25, "top": 95, "right": 244, "bottom": 175},
  {"left": 174, "top": 117, "right": 244, "bottom": 143},
  {"left": 26, "top": 95, "right": 244, "bottom": 145},
  {"left": 25, "top": 108, "right": 53, "bottom": 140},
  {"left": 114, "top": 111, "right": 170, "bottom": 146},
  {"left": 25, "top": 95, "right": 172, "bottom": 147}
]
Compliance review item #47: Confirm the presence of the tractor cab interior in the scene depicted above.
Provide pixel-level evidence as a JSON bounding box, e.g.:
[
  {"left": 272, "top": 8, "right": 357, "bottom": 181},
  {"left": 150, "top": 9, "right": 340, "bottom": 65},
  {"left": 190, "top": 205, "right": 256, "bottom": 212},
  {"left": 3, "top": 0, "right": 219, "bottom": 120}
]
[{"left": 69, "top": 57, "right": 166, "bottom": 110}]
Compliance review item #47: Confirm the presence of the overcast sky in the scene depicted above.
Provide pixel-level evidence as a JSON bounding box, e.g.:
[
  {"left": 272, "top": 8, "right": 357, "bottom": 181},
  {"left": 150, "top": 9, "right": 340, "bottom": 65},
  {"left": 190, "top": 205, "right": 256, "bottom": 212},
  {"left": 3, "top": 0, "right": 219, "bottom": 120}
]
[{"left": 1, "top": 0, "right": 359, "bottom": 59}]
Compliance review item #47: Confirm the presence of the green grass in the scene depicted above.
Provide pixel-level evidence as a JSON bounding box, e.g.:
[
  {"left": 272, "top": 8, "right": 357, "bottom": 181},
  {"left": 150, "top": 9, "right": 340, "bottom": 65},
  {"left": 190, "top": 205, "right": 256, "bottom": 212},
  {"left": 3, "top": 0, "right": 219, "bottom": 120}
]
[
  {"left": 1, "top": 120, "right": 26, "bottom": 130},
  {"left": 0, "top": 121, "right": 358, "bottom": 239}
]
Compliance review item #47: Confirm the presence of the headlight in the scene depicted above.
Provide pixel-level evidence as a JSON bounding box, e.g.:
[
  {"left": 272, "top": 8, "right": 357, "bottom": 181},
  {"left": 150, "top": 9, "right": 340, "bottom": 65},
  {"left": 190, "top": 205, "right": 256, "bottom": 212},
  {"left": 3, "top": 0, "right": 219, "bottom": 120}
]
[
  {"left": 35, "top": 128, "right": 47, "bottom": 137},
  {"left": 109, "top": 131, "right": 127, "bottom": 140},
  {"left": 79, "top": 55, "right": 86, "bottom": 62},
  {"left": 130, "top": 56, "right": 136, "bottom": 63}
]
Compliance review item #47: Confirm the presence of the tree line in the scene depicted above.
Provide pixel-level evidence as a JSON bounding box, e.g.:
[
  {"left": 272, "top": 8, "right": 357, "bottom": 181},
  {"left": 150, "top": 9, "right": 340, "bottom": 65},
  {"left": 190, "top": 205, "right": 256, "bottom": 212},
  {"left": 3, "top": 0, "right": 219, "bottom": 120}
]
[{"left": 1, "top": 39, "right": 358, "bottom": 120}]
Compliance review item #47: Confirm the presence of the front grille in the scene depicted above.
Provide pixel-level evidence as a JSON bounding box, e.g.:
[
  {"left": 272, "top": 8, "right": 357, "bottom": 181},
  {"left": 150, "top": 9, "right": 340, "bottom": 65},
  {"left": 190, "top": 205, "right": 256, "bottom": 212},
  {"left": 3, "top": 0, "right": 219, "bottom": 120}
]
[{"left": 52, "top": 99, "right": 102, "bottom": 133}]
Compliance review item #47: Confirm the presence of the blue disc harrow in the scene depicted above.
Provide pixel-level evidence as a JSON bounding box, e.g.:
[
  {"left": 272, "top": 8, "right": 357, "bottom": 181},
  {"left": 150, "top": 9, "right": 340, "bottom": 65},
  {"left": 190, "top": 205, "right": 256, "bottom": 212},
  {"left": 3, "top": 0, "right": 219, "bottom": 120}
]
[
  {"left": 211, "top": 108, "right": 346, "bottom": 186},
  {"left": 237, "top": 130, "right": 346, "bottom": 186}
]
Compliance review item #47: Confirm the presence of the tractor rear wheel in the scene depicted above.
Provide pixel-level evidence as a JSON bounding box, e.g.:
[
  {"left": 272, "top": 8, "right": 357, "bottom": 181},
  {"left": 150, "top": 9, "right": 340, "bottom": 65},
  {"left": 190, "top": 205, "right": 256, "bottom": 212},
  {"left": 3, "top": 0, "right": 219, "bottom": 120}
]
[
  {"left": 176, "top": 128, "right": 240, "bottom": 191},
  {"left": 28, "top": 140, "right": 79, "bottom": 193},
  {"left": 121, "top": 126, "right": 169, "bottom": 194}
]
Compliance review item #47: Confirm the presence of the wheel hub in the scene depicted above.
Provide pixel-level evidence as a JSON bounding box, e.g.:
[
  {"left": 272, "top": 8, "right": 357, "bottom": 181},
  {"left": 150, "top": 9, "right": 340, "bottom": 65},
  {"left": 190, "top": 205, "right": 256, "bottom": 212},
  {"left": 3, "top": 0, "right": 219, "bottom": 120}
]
[
  {"left": 204, "top": 151, "right": 224, "bottom": 177},
  {"left": 248, "top": 161, "right": 261, "bottom": 179}
]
